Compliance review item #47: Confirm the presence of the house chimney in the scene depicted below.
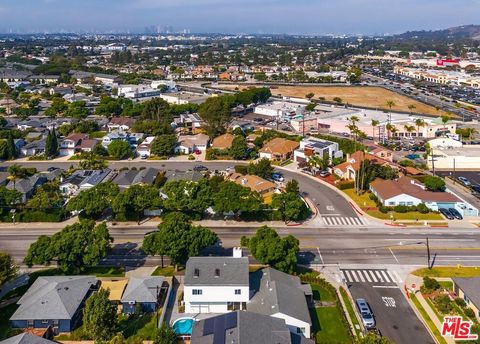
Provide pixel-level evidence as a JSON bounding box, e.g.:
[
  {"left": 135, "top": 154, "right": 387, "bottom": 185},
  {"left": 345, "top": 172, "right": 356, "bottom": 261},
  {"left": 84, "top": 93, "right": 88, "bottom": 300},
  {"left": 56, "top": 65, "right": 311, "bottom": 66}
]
[{"left": 233, "top": 247, "right": 243, "bottom": 258}]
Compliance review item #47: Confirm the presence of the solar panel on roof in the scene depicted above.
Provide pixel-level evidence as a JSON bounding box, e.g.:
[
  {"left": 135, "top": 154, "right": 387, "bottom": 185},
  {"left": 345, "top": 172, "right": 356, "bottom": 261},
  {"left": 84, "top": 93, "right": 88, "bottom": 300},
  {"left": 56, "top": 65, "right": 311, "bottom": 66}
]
[
  {"left": 225, "top": 311, "right": 237, "bottom": 330},
  {"left": 203, "top": 317, "right": 215, "bottom": 335}
]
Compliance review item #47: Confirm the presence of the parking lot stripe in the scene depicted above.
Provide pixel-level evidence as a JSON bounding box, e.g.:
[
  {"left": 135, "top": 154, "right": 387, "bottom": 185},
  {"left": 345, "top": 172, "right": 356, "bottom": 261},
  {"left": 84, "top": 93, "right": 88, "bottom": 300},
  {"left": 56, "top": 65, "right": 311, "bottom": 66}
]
[{"left": 356, "top": 270, "right": 366, "bottom": 282}]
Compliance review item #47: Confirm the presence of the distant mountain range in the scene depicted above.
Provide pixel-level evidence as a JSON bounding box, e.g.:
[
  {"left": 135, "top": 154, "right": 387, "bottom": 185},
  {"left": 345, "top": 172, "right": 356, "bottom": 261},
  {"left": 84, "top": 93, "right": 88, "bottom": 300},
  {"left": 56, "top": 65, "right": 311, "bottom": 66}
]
[{"left": 396, "top": 25, "right": 480, "bottom": 40}]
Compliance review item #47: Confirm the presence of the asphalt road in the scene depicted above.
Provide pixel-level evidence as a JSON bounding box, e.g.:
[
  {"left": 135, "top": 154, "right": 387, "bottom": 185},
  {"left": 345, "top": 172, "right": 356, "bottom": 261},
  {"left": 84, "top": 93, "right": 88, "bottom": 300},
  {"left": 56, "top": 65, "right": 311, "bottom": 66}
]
[
  {"left": 1, "top": 160, "right": 358, "bottom": 219},
  {"left": 345, "top": 269, "right": 435, "bottom": 344}
]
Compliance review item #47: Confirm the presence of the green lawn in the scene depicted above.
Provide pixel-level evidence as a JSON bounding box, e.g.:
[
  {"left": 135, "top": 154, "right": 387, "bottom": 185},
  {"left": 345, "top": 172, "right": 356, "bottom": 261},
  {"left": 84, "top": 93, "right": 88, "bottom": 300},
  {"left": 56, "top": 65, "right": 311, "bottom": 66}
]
[
  {"left": 0, "top": 304, "right": 21, "bottom": 340},
  {"left": 311, "top": 283, "right": 336, "bottom": 302},
  {"left": 311, "top": 306, "right": 352, "bottom": 344},
  {"left": 366, "top": 210, "right": 443, "bottom": 221},
  {"left": 339, "top": 287, "right": 361, "bottom": 336},
  {"left": 151, "top": 265, "right": 183, "bottom": 276},
  {"left": 118, "top": 313, "right": 158, "bottom": 340},
  {"left": 410, "top": 293, "right": 447, "bottom": 344},
  {"left": 438, "top": 281, "right": 453, "bottom": 291},
  {"left": 413, "top": 267, "right": 480, "bottom": 278},
  {"left": 342, "top": 189, "right": 377, "bottom": 208},
  {"left": 82, "top": 266, "right": 125, "bottom": 277}
]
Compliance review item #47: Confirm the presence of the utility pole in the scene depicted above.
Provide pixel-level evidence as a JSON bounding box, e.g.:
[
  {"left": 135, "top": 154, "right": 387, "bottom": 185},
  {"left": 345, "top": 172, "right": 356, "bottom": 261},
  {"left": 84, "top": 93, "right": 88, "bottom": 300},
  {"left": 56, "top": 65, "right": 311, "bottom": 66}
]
[
  {"left": 431, "top": 151, "right": 436, "bottom": 176},
  {"left": 426, "top": 237, "right": 431, "bottom": 269},
  {"left": 453, "top": 158, "right": 456, "bottom": 184}
]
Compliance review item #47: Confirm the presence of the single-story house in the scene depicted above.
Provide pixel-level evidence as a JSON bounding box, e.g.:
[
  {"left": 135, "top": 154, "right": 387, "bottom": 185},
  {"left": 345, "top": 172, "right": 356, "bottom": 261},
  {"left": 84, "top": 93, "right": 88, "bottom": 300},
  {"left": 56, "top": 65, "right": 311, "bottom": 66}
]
[
  {"left": 191, "top": 310, "right": 314, "bottom": 344},
  {"left": 101, "top": 131, "right": 129, "bottom": 147},
  {"left": 368, "top": 146, "right": 394, "bottom": 162},
  {"left": 453, "top": 277, "right": 480, "bottom": 320},
  {"left": 211, "top": 133, "right": 235, "bottom": 150},
  {"left": 10, "top": 276, "right": 98, "bottom": 333},
  {"left": 369, "top": 176, "right": 474, "bottom": 215},
  {"left": 20, "top": 139, "right": 46, "bottom": 157},
  {"left": 0, "top": 333, "right": 56, "bottom": 344},
  {"left": 175, "top": 134, "right": 210, "bottom": 154},
  {"left": 228, "top": 173, "right": 277, "bottom": 199},
  {"left": 334, "top": 151, "right": 395, "bottom": 180},
  {"left": 121, "top": 277, "right": 169, "bottom": 314},
  {"left": 59, "top": 169, "right": 113, "bottom": 196},
  {"left": 107, "top": 117, "right": 136, "bottom": 133},
  {"left": 111, "top": 168, "right": 159, "bottom": 189},
  {"left": 7, "top": 169, "right": 62, "bottom": 203},
  {"left": 248, "top": 267, "right": 313, "bottom": 338},
  {"left": 259, "top": 138, "right": 300, "bottom": 161}
]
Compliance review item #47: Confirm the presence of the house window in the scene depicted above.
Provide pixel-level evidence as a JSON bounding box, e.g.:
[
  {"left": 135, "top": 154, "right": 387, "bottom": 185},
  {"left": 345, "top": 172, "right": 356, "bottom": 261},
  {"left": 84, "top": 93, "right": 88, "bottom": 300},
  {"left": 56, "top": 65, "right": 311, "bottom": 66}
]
[
  {"left": 192, "top": 289, "right": 202, "bottom": 295},
  {"left": 399, "top": 202, "right": 406, "bottom": 206},
  {"left": 388, "top": 202, "right": 395, "bottom": 206},
  {"left": 41, "top": 320, "right": 49, "bottom": 324},
  {"left": 407, "top": 202, "right": 414, "bottom": 206},
  {"left": 235, "top": 289, "right": 241, "bottom": 295},
  {"left": 464, "top": 295, "right": 470, "bottom": 304}
]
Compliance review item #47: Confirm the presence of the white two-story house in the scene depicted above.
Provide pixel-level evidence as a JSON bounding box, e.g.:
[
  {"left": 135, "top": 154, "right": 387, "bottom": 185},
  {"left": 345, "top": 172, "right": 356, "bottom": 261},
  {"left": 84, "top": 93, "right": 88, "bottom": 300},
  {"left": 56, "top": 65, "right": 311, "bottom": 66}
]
[{"left": 184, "top": 249, "right": 249, "bottom": 314}]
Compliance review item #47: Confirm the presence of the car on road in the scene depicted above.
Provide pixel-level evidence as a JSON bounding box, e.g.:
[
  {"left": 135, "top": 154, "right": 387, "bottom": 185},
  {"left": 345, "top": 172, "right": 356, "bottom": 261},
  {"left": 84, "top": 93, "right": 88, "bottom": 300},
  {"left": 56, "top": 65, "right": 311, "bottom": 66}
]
[
  {"left": 193, "top": 165, "right": 208, "bottom": 172},
  {"left": 448, "top": 208, "right": 463, "bottom": 220},
  {"left": 439, "top": 208, "right": 455, "bottom": 220},
  {"left": 472, "top": 185, "right": 480, "bottom": 193},
  {"left": 319, "top": 170, "right": 330, "bottom": 177},
  {"left": 356, "top": 298, "right": 375, "bottom": 329},
  {"left": 272, "top": 173, "right": 284, "bottom": 182},
  {"left": 458, "top": 176, "right": 471, "bottom": 186}
]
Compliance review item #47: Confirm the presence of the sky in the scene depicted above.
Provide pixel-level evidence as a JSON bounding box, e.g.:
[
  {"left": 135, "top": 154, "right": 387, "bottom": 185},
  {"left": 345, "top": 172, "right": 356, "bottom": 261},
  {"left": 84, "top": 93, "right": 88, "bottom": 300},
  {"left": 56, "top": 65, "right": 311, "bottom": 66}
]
[{"left": 0, "top": 0, "right": 479, "bottom": 35}]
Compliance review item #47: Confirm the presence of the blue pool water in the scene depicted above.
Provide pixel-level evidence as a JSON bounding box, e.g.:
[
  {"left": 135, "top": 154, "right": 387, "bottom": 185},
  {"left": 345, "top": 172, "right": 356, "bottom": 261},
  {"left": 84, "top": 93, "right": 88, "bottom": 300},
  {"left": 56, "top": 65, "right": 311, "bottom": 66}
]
[{"left": 172, "top": 318, "right": 195, "bottom": 335}]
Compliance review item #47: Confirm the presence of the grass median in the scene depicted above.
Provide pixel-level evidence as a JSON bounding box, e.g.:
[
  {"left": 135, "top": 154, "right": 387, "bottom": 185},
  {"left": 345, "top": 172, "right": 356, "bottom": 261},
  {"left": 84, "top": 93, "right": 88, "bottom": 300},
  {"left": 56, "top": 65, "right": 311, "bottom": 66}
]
[
  {"left": 413, "top": 267, "right": 480, "bottom": 278},
  {"left": 410, "top": 293, "right": 447, "bottom": 344}
]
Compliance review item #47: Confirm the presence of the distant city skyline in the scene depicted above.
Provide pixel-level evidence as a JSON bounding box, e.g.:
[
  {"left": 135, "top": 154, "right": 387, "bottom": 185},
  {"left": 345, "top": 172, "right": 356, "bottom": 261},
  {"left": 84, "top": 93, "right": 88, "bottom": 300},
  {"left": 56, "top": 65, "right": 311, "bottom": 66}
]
[{"left": 0, "top": 0, "right": 479, "bottom": 35}]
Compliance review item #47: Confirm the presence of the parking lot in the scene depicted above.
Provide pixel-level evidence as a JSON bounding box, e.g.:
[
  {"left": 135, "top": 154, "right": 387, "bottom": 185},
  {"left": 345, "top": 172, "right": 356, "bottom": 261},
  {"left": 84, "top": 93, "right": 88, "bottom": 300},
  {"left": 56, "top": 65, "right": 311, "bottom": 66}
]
[
  {"left": 437, "top": 171, "right": 480, "bottom": 187},
  {"left": 343, "top": 268, "right": 434, "bottom": 344}
]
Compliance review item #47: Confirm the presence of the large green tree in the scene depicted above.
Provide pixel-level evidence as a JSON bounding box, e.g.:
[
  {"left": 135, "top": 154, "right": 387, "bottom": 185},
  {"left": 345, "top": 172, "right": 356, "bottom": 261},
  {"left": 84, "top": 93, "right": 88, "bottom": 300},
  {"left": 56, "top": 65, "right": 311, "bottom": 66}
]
[
  {"left": 66, "top": 182, "right": 120, "bottom": 218},
  {"left": 247, "top": 158, "right": 274, "bottom": 179},
  {"left": 0, "top": 251, "right": 18, "bottom": 285},
  {"left": 45, "top": 128, "right": 59, "bottom": 158},
  {"left": 151, "top": 135, "right": 177, "bottom": 157},
  {"left": 424, "top": 176, "right": 446, "bottom": 192},
  {"left": 142, "top": 212, "right": 218, "bottom": 269},
  {"left": 242, "top": 226, "right": 299, "bottom": 273},
  {"left": 213, "top": 181, "right": 263, "bottom": 214},
  {"left": 198, "top": 96, "right": 234, "bottom": 137},
  {"left": 112, "top": 184, "right": 162, "bottom": 222},
  {"left": 161, "top": 179, "right": 212, "bottom": 214},
  {"left": 83, "top": 288, "right": 118, "bottom": 341},
  {"left": 272, "top": 192, "right": 309, "bottom": 222},
  {"left": 153, "top": 325, "right": 177, "bottom": 344},
  {"left": 107, "top": 140, "right": 132, "bottom": 159},
  {"left": 230, "top": 135, "right": 248, "bottom": 160},
  {"left": 24, "top": 220, "right": 112, "bottom": 273}
]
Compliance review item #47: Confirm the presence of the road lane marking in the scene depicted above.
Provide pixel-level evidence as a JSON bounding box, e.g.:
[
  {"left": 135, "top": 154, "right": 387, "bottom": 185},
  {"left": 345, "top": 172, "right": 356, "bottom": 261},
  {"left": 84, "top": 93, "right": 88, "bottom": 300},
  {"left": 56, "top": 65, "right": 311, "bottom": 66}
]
[
  {"left": 389, "top": 248, "right": 399, "bottom": 263},
  {"left": 363, "top": 271, "right": 372, "bottom": 282},
  {"left": 316, "top": 247, "right": 324, "bottom": 265},
  {"left": 373, "top": 285, "right": 400, "bottom": 289}
]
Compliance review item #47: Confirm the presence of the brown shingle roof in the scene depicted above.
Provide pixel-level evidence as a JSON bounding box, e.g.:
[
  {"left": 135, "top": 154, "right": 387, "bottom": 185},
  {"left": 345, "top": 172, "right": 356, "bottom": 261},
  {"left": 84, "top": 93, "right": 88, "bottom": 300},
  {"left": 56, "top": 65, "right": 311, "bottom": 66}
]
[
  {"left": 370, "top": 176, "right": 461, "bottom": 203},
  {"left": 229, "top": 173, "right": 276, "bottom": 194},
  {"left": 335, "top": 151, "right": 393, "bottom": 175},
  {"left": 259, "top": 137, "right": 299, "bottom": 156},
  {"left": 211, "top": 133, "right": 234, "bottom": 150}
]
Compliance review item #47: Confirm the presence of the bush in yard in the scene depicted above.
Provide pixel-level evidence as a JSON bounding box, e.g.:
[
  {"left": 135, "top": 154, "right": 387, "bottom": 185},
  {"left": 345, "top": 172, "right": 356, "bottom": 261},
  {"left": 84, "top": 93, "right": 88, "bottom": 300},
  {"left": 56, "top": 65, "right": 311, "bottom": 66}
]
[
  {"left": 455, "top": 298, "right": 467, "bottom": 308},
  {"left": 394, "top": 205, "right": 409, "bottom": 213},
  {"left": 464, "top": 308, "right": 475, "bottom": 319},
  {"left": 234, "top": 165, "right": 248, "bottom": 175},
  {"left": 434, "top": 295, "right": 453, "bottom": 314},
  {"left": 416, "top": 203, "right": 430, "bottom": 214},
  {"left": 422, "top": 276, "right": 440, "bottom": 292},
  {"left": 379, "top": 206, "right": 390, "bottom": 214},
  {"left": 337, "top": 181, "right": 355, "bottom": 190},
  {"left": 369, "top": 193, "right": 378, "bottom": 202},
  {"left": 424, "top": 175, "right": 446, "bottom": 192}
]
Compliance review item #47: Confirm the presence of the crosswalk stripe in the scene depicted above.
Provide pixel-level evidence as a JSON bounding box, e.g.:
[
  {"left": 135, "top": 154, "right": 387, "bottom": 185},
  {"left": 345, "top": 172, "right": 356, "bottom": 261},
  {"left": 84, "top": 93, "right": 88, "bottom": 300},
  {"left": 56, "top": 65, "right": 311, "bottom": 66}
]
[
  {"left": 363, "top": 271, "right": 372, "bottom": 282},
  {"left": 356, "top": 270, "right": 365, "bottom": 282},
  {"left": 350, "top": 270, "right": 359, "bottom": 282},
  {"left": 381, "top": 270, "right": 391, "bottom": 283},
  {"left": 386, "top": 271, "right": 398, "bottom": 283},
  {"left": 323, "top": 216, "right": 365, "bottom": 227},
  {"left": 375, "top": 270, "right": 384, "bottom": 282},
  {"left": 344, "top": 270, "right": 353, "bottom": 281},
  {"left": 392, "top": 271, "right": 403, "bottom": 283},
  {"left": 368, "top": 270, "right": 378, "bottom": 282}
]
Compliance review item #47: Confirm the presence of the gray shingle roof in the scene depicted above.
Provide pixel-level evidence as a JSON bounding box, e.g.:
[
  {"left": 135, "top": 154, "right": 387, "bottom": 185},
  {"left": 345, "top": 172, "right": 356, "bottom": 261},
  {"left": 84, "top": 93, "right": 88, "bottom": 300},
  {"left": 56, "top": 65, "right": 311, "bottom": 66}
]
[
  {"left": 453, "top": 277, "right": 480, "bottom": 308},
  {"left": 0, "top": 333, "right": 55, "bottom": 344},
  {"left": 10, "top": 276, "right": 97, "bottom": 321},
  {"left": 112, "top": 168, "right": 158, "bottom": 188},
  {"left": 247, "top": 268, "right": 312, "bottom": 325},
  {"left": 121, "top": 276, "right": 165, "bottom": 303},
  {"left": 185, "top": 257, "right": 249, "bottom": 287},
  {"left": 191, "top": 311, "right": 294, "bottom": 344}
]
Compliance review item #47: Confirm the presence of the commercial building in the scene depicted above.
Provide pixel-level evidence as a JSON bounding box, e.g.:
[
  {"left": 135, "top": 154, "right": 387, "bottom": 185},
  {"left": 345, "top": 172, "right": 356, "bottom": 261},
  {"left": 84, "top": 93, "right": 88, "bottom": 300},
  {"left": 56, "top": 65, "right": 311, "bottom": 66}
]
[
  {"left": 429, "top": 139, "right": 480, "bottom": 170},
  {"left": 160, "top": 92, "right": 209, "bottom": 105},
  {"left": 394, "top": 66, "right": 480, "bottom": 88},
  {"left": 254, "top": 102, "right": 305, "bottom": 118}
]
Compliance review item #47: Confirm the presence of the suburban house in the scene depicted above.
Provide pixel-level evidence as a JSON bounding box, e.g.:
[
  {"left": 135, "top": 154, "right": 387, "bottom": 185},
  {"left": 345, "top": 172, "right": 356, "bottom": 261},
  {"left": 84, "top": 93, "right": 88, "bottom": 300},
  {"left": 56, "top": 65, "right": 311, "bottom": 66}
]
[
  {"left": 107, "top": 117, "right": 136, "bottom": 133},
  {"left": 0, "top": 333, "right": 56, "bottom": 344},
  {"left": 20, "top": 139, "right": 46, "bottom": 157},
  {"left": 121, "top": 277, "right": 169, "bottom": 314},
  {"left": 175, "top": 133, "right": 210, "bottom": 154},
  {"left": 10, "top": 276, "right": 98, "bottom": 333},
  {"left": 60, "top": 133, "right": 98, "bottom": 156},
  {"left": 191, "top": 310, "right": 314, "bottom": 344},
  {"left": 369, "top": 176, "right": 478, "bottom": 216},
  {"left": 293, "top": 136, "right": 343, "bottom": 165},
  {"left": 184, "top": 249, "right": 250, "bottom": 314},
  {"left": 59, "top": 169, "right": 113, "bottom": 196},
  {"left": 334, "top": 151, "right": 395, "bottom": 180},
  {"left": 7, "top": 169, "right": 62, "bottom": 203},
  {"left": 259, "top": 138, "right": 300, "bottom": 161},
  {"left": 453, "top": 278, "right": 480, "bottom": 320},
  {"left": 228, "top": 173, "right": 277, "bottom": 199},
  {"left": 248, "top": 268, "right": 312, "bottom": 338},
  {"left": 173, "top": 113, "right": 203, "bottom": 134},
  {"left": 211, "top": 133, "right": 235, "bottom": 150},
  {"left": 368, "top": 146, "right": 394, "bottom": 162},
  {"left": 111, "top": 168, "right": 159, "bottom": 189},
  {"left": 101, "top": 131, "right": 129, "bottom": 148},
  {"left": 136, "top": 136, "right": 155, "bottom": 157}
]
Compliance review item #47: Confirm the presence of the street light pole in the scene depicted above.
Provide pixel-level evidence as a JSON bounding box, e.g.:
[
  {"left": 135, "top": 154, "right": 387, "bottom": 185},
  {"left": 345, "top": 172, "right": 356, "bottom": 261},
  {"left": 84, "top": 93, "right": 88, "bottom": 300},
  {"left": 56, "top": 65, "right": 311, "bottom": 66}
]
[{"left": 426, "top": 237, "right": 431, "bottom": 269}]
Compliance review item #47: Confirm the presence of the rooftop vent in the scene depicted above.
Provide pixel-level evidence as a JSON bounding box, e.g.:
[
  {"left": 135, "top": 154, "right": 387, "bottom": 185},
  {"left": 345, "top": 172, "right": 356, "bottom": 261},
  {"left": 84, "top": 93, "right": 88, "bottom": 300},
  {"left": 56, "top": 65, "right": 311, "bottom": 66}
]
[
  {"left": 215, "top": 268, "right": 220, "bottom": 278},
  {"left": 194, "top": 268, "right": 200, "bottom": 278}
]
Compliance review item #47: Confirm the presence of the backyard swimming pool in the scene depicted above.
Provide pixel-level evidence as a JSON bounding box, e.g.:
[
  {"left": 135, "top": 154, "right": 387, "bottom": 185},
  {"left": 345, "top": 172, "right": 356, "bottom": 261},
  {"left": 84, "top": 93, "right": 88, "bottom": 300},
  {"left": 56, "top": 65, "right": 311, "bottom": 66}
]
[{"left": 172, "top": 317, "right": 195, "bottom": 335}]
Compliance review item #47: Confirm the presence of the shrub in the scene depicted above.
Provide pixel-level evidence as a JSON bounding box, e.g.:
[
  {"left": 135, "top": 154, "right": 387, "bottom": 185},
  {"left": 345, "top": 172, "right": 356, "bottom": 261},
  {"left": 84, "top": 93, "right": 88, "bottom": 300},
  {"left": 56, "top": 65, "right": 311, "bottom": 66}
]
[
  {"left": 455, "top": 298, "right": 467, "bottom": 308},
  {"left": 369, "top": 193, "right": 378, "bottom": 202},
  {"left": 434, "top": 295, "right": 453, "bottom": 314},
  {"left": 423, "top": 276, "right": 440, "bottom": 291},
  {"left": 337, "top": 181, "right": 355, "bottom": 190},
  {"left": 379, "top": 205, "right": 390, "bottom": 214},
  {"left": 235, "top": 165, "right": 248, "bottom": 175},
  {"left": 416, "top": 203, "right": 430, "bottom": 214},
  {"left": 464, "top": 308, "right": 475, "bottom": 319},
  {"left": 188, "top": 154, "right": 195, "bottom": 160},
  {"left": 394, "top": 205, "right": 409, "bottom": 213}
]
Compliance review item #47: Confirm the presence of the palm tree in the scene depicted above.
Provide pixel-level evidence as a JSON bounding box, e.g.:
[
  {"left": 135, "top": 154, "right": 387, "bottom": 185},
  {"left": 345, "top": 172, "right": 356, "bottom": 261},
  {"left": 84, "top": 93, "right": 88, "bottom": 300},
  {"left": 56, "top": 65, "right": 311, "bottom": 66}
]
[
  {"left": 415, "top": 118, "right": 425, "bottom": 138},
  {"left": 390, "top": 127, "right": 398, "bottom": 139},
  {"left": 386, "top": 100, "right": 396, "bottom": 111},
  {"left": 371, "top": 119, "right": 380, "bottom": 141},
  {"left": 308, "top": 154, "right": 330, "bottom": 172},
  {"left": 404, "top": 124, "right": 415, "bottom": 137},
  {"left": 408, "top": 104, "right": 416, "bottom": 115},
  {"left": 385, "top": 123, "right": 394, "bottom": 140},
  {"left": 7, "top": 164, "right": 25, "bottom": 189}
]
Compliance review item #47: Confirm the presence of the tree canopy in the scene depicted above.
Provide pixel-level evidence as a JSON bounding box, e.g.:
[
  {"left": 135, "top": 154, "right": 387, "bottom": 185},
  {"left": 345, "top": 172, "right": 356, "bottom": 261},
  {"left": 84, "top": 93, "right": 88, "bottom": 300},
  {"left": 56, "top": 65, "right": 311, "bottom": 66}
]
[
  {"left": 424, "top": 176, "right": 446, "bottom": 192},
  {"left": 107, "top": 140, "right": 132, "bottom": 160},
  {"left": 24, "top": 220, "right": 113, "bottom": 273},
  {"left": 83, "top": 288, "right": 118, "bottom": 341},
  {"left": 0, "top": 251, "right": 18, "bottom": 285},
  {"left": 247, "top": 158, "right": 274, "bottom": 179},
  {"left": 272, "top": 192, "right": 309, "bottom": 222},
  {"left": 112, "top": 184, "right": 162, "bottom": 222},
  {"left": 151, "top": 135, "right": 177, "bottom": 157},
  {"left": 66, "top": 182, "right": 120, "bottom": 218}
]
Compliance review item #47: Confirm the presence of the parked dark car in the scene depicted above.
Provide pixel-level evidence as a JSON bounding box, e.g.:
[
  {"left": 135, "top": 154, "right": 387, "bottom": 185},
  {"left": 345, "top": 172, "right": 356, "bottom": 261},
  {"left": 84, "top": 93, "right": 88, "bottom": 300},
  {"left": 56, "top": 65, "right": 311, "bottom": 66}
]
[
  {"left": 448, "top": 208, "right": 463, "bottom": 220},
  {"left": 193, "top": 165, "right": 208, "bottom": 172},
  {"left": 439, "top": 208, "right": 455, "bottom": 220}
]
